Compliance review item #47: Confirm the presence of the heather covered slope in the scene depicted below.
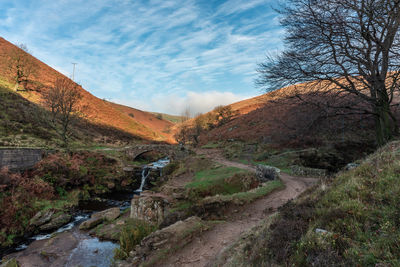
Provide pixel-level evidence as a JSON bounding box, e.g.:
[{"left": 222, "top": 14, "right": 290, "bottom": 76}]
[
  {"left": 108, "top": 102, "right": 175, "bottom": 143},
  {"left": 197, "top": 83, "right": 379, "bottom": 147},
  {"left": 0, "top": 82, "right": 140, "bottom": 147},
  {"left": 0, "top": 37, "right": 174, "bottom": 143}
]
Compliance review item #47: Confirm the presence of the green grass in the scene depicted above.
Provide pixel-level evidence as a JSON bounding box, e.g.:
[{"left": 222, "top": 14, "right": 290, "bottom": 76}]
[
  {"left": 114, "top": 219, "right": 157, "bottom": 260},
  {"left": 201, "top": 142, "right": 221, "bottom": 149},
  {"left": 33, "top": 189, "right": 83, "bottom": 211},
  {"left": 241, "top": 140, "right": 400, "bottom": 266},
  {"left": 200, "top": 179, "right": 285, "bottom": 205},
  {"left": 185, "top": 166, "right": 249, "bottom": 199},
  {"left": 291, "top": 143, "right": 400, "bottom": 266},
  {"left": 150, "top": 112, "right": 184, "bottom": 123}
]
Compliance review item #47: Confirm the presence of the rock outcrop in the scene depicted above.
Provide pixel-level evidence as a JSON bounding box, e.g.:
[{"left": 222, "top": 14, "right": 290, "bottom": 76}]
[
  {"left": 79, "top": 207, "right": 120, "bottom": 230},
  {"left": 116, "top": 216, "right": 210, "bottom": 267},
  {"left": 256, "top": 164, "right": 280, "bottom": 182},
  {"left": 130, "top": 193, "right": 169, "bottom": 225},
  {"left": 29, "top": 210, "right": 72, "bottom": 232}
]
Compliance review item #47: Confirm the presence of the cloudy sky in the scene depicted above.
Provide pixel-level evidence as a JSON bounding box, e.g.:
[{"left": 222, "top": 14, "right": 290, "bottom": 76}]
[{"left": 0, "top": 0, "right": 284, "bottom": 115}]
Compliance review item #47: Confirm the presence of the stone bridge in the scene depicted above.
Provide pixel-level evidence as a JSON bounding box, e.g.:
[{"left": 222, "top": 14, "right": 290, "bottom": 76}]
[{"left": 124, "top": 144, "right": 184, "bottom": 160}]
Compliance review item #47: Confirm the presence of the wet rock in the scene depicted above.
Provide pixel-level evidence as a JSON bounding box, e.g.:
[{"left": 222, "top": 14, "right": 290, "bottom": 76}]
[
  {"left": 39, "top": 213, "right": 72, "bottom": 232},
  {"left": 4, "top": 231, "right": 80, "bottom": 267},
  {"left": 256, "top": 164, "right": 280, "bottom": 182},
  {"left": 29, "top": 210, "right": 55, "bottom": 227},
  {"left": 89, "top": 211, "right": 131, "bottom": 241},
  {"left": 130, "top": 193, "right": 169, "bottom": 225},
  {"left": 80, "top": 207, "right": 121, "bottom": 230}
]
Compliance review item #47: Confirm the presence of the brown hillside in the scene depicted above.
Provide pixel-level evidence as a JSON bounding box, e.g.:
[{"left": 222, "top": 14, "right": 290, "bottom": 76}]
[
  {"left": 108, "top": 102, "right": 175, "bottom": 143},
  {"left": 0, "top": 37, "right": 174, "bottom": 143},
  {"left": 196, "top": 81, "right": 384, "bottom": 147}
]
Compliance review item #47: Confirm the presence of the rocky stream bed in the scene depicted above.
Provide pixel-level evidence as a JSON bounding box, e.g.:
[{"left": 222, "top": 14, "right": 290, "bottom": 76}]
[{"left": 0, "top": 158, "right": 171, "bottom": 267}]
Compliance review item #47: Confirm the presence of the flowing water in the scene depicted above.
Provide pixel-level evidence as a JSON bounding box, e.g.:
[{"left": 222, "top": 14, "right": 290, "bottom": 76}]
[
  {"left": 2, "top": 157, "right": 170, "bottom": 266},
  {"left": 135, "top": 157, "right": 170, "bottom": 193}
]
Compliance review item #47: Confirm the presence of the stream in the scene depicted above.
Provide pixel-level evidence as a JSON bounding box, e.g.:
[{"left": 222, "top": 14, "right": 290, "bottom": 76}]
[{"left": 1, "top": 157, "right": 170, "bottom": 267}]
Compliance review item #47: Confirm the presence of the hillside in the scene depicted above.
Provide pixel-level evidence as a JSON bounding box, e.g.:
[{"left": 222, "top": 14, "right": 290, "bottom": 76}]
[
  {"left": 192, "top": 82, "right": 380, "bottom": 147},
  {"left": 108, "top": 102, "right": 175, "bottom": 143},
  {"left": 0, "top": 82, "right": 140, "bottom": 148},
  {"left": 0, "top": 37, "right": 175, "bottom": 143},
  {"left": 214, "top": 140, "right": 400, "bottom": 266}
]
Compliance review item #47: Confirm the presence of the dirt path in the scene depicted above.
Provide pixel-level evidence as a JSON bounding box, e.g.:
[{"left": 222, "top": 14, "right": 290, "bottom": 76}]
[{"left": 160, "top": 149, "right": 317, "bottom": 267}]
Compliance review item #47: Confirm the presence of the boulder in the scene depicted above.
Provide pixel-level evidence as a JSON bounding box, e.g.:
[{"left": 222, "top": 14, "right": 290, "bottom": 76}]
[
  {"left": 79, "top": 207, "right": 121, "bottom": 230},
  {"left": 29, "top": 210, "right": 55, "bottom": 227},
  {"left": 117, "top": 217, "right": 209, "bottom": 266},
  {"left": 256, "top": 165, "right": 280, "bottom": 182},
  {"left": 130, "top": 194, "right": 169, "bottom": 225},
  {"left": 39, "top": 213, "right": 72, "bottom": 232},
  {"left": 345, "top": 162, "right": 359, "bottom": 171}
]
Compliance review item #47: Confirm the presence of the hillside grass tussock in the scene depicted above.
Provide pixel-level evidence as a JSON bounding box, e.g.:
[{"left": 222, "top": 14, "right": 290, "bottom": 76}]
[{"left": 243, "top": 141, "right": 400, "bottom": 266}]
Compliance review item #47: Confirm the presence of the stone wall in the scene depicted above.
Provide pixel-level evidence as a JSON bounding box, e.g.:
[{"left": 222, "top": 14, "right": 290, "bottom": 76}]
[
  {"left": 290, "top": 165, "right": 327, "bottom": 177},
  {"left": 0, "top": 148, "right": 45, "bottom": 171}
]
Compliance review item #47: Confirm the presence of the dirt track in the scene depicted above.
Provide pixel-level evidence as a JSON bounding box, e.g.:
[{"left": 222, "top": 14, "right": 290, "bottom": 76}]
[{"left": 160, "top": 149, "right": 317, "bottom": 267}]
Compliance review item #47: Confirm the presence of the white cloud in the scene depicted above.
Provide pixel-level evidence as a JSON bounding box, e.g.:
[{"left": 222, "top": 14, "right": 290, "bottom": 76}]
[
  {"left": 116, "top": 90, "right": 252, "bottom": 115},
  {"left": 0, "top": 0, "right": 283, "bottom": 114}
]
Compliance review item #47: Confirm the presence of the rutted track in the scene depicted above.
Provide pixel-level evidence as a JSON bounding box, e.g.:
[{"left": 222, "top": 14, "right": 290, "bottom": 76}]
[{"left": 160, "top": 149, "right": 317, "bottom": 267}]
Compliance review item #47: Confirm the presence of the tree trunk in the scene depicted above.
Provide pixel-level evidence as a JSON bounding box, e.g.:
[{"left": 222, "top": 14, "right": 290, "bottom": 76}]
[{"left": 374, "top": 102, "right": 397, "bottom": 146}]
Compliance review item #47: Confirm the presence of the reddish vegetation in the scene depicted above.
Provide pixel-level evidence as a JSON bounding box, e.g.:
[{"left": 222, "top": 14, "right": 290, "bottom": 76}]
[
  {"left": 0, "top": 167, "right": 54, "bottom": 244},
  {"left": 0, "top": 37, "right": 175, "bottom": 143},
  {"left": 197, "top": 84, "right": 379, "bottom": 147},
  {"left": 109, "top": 102, "right": 175, "bottom": 143}
]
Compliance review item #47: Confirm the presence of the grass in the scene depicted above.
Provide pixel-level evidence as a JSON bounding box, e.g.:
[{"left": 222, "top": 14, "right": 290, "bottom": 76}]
[
  {"left": 150, "top": 112, "right": 184, "bottom": 124},
  {"left": 33, "top": 189, "right": 83, "bottom": 212},
  {"left": 113, "top": 219, "right": 157, "bottom": 260},
  {"left": 201, "top": 142, "right": 220, "bottom": 149},
  {"left": 237, "top": 140, "right": 400, "bottom": 266},
  {"left": 291, "top": 142, "right": 400, "bottom": 266},
  {"left": 185, "top": 166, "right": 250, "bottom": 199},
  {"left": 200, "top": 179, "right": 285, "bottom": 206}
]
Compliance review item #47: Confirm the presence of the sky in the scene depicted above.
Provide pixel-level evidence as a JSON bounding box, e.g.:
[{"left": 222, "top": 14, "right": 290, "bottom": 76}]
[{"left": 0, "top": 0, "right": 284, "bottom": 115}]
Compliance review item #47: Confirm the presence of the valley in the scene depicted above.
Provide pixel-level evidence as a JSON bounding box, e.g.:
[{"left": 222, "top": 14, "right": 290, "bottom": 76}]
[{"left": 1, "top": 0, "right": 400, "bottom": 266}]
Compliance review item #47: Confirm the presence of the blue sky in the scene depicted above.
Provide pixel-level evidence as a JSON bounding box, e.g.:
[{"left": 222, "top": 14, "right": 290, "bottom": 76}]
[{"left": 0, "top": 0, "right": 284, "bottom": 115}]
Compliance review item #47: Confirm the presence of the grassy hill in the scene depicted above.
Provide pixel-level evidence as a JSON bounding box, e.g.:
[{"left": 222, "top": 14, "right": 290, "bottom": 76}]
[
  {"left": 0, "top": 37, "right": 175, "bottom": 144},
  {"left": 150, "top": 112, "right": 185, "bottom": 124},
  {"left": 0, "top": 80, "right": 141, "bottom": 148},
  {"left": 215, "top": 140, "right": 400, "bottom": 266}
]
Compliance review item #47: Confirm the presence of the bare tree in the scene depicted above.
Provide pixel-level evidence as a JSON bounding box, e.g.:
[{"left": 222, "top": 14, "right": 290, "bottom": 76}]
[
  {"left": 8, "top": 44, "right": 36, "bottom": 91},
  {"left": 42, "top": 77, "right": 82, "bottom": 148},
  {"left": 213, "top": 105, "right": 236, "bottom": 126},
  {"left": 257, "top": 0, "right": 400, "bottom": 146},
  {"left": 181, "top": 107, "right": 192, "bottom": 123}
]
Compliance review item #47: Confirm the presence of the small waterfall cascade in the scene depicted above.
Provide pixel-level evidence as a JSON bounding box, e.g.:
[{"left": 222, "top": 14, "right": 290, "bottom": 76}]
[{"left": 135, "top": 157, "right": 170, "bottom": 193}]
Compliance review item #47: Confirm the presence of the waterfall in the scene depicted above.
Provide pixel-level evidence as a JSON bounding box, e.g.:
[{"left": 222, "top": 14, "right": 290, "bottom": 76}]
[
  {"left": 135, "top": 157, "right": 170, "bottom": 193},
  {"left": 135, "top": 167, "right": 150, "bottom": 193}
]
